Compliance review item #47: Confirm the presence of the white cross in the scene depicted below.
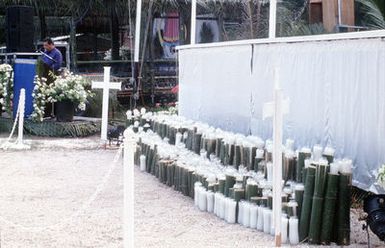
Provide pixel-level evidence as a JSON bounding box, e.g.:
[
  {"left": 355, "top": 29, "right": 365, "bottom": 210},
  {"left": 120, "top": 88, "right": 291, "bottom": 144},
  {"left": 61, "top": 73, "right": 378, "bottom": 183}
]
[
  {"left": 263, "top": 68, "right": 290, "bottom": 247},
  {"left": 92, "top": 67, "right": 122, "bottom": 141}
]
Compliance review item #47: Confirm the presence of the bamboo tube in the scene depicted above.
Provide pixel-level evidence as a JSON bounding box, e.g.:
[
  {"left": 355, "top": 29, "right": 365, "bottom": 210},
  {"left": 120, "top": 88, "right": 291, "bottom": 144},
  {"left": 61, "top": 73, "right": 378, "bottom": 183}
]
[
  {"left": 296, "top": 148, "right": 311, "bottom": 183},
  {"left": 320, "top": 173, "right": 339, "bottom": 245},
  {"left": 218, "top": 177, "right": 225, "bottom": 194},
  {"left": 219, "top": 140, "right": 226, "bottom": 164},
  {"left": 299, "top": 165, "right": 316, "bottom": 241},
  {"left": 234, "top": 145, "right": 241, "bottom": 168},
  {"left": 229, "top": 144, "right": 235, "bottom": 165},
  {"left": 233, "top": 188, "right": 245, "bottom": 202},
  {"left": 336, "top": 160, "right": 352, "bottom": 246},
  {"left": 215, "top": 138, "right": 222, "bottom": 157},
  {"left": 207, "top": 139, "right": 216, "bottom": 158},
  {"left": 255, "top": 149, "right": 265, "bottom": 172},
  {"left": 193, "top": 133, "right": 202, "bottom": 154},
  {"left": 219, "top": 193, "right": 226, "bottom": 219},
  {"left": 294, "top": 184, "right": 305, "bottom": 221},
  {"left": 266, "top": 162, "right": 273, "bottom": 183},
  {"left": 287, "top": 200, "right": 299, "bottom": 217},
  {"left": 181, "top": 167, "right": 189, "bottom": 196},
  {"left": 308, "top": 160, "right": 329, "bottom": 244},
  {"left": 246, "top": 182, "right": 258, "bottom": 201},
  {"left": 224, "top": 175, "right": 236, "bottom": 197},
  {"left": 283, "top": 151, "right": 296, "bottom": 182},
  {"left": 198, "top": 187, "right": 207, "bottom": 211},
  {"left": 250, "top": 147, "right": 257, "bottom": 171}
]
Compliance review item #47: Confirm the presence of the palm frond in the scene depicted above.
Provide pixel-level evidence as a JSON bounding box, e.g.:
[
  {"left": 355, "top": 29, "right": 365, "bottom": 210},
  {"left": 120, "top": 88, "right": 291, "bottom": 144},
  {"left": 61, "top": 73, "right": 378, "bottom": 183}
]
[{"left": 356, "top": 0, "right": 385, "bottom": 29}]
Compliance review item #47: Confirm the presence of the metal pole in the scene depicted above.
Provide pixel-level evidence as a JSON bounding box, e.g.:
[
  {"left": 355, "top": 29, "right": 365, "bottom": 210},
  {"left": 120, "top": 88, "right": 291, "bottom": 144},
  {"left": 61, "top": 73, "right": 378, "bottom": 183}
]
[
  {"left": 134, "top": 0, "right": 142, "bottom": 63},
  {"left": 269, "top": 0, "right": 277, "bottom": 38},
  {"left": 190, "top": 0, "right": 197, "bottom": 44}
]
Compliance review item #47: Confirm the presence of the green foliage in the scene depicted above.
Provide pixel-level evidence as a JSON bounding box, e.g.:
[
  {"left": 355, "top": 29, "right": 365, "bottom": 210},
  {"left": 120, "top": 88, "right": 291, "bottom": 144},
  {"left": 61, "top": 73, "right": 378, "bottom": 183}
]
[
  {"left": 356, "top": 0, "right": 385, "bottom": 29},
  {"left": 0, "top": 64, "right": 14, "bottom": 116}
]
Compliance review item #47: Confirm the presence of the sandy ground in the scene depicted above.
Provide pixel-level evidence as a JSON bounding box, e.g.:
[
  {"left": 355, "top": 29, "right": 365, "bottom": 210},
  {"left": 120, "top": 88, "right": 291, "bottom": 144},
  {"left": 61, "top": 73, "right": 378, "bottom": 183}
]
[{"left": 0, "top": 136, "right": 382, "bottom": 247}]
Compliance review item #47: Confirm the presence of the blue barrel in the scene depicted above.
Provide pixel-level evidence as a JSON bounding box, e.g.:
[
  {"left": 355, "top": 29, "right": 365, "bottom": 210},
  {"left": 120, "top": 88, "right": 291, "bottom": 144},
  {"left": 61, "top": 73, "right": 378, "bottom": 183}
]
[{"left": 13, "top": 59, "right": 36, "bottom": 118}]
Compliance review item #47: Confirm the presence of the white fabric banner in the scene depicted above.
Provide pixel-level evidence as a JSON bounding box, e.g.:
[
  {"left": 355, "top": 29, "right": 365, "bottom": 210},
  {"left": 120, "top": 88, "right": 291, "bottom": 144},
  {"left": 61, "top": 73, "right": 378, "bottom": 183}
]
[{"left": 178, "top": 37, "right": 385, "bottom": 193}]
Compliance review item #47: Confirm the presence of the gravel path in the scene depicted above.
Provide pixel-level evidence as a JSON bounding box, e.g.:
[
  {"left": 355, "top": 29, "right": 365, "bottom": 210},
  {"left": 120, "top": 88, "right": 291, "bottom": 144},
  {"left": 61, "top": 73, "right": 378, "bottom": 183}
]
[{"left": 0, "top": 149, "right": 122, "bottom": 248}]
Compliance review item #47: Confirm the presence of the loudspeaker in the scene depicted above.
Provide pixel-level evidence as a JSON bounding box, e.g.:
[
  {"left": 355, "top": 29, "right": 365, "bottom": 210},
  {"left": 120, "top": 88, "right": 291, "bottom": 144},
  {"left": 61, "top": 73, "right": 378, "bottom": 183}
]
[{"left": 6, "top": 6, "right": 35, "bottom": 52}]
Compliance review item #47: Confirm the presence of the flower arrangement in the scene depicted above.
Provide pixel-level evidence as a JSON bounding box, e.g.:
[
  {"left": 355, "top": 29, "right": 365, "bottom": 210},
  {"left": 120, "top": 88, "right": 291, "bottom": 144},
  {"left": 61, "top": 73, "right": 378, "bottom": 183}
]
[
  {"left": 377, "top": 164, "right": 385, "bottom": 189},
  {"left": 31, "top": 70, "right": 92, "bottom": 122},
  {"left": 0, "top": 64, "right": 14, "bottom": 115}
]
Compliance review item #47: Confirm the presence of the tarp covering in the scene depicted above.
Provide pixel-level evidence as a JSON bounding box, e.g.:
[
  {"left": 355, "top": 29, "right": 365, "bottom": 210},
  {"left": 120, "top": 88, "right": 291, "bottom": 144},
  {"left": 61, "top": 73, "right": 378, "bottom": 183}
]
[{"left": 178, "top": 36, "right": 385, "bottom": 193}]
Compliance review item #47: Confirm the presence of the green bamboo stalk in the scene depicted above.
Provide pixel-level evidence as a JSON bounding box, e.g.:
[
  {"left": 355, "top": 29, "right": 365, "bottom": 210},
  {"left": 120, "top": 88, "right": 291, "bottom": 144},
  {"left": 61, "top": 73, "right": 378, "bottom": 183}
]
[
  {"left": 246, "top": 183, "right": 258, "bottom": 201},
  {"left": 294, "top": 184, "right": 305, "bottom": 222},
  {"left": 250, "top": 147, "right": 257, "bottom": 171},
  {"left": 299, "top": 166, "right": 316, "bottom": 242},
  {"left": 308, "top": 161, "right": 329, "bottom": 244},
  {"left": 336, "top": 173, "right": 351, "bottom": 245},
  {"left": 224, "top": 175, "right": 236, "bottom": 197},
  {"left": 215, "top": 138, "right": 223, "bottom": 157},
  {"left": 218, "top": 177, "right": 225, "bottom": 194},
  {"left": 193, "top": 133, "right": 202, "bottom": 154},
  {"left": 320, "top": 173, "right": 339, "bottom": 245},
  {"left": 296, "top": 150, "right": 311, "bottom": 183}
]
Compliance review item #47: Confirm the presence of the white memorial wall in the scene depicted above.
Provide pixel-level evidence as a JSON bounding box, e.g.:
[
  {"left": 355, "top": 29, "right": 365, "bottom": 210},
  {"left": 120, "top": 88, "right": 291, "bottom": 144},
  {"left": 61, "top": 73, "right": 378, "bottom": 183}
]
[{"left": 177, "top": 31, "right": 385, "bottom": 192}]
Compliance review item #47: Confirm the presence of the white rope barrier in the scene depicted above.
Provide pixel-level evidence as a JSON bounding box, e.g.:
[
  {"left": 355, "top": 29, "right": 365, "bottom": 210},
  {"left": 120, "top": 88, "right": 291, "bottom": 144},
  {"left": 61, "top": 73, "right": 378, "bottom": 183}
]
[{"left": 1, "top": 88, "right": 30, "bottom": 150}]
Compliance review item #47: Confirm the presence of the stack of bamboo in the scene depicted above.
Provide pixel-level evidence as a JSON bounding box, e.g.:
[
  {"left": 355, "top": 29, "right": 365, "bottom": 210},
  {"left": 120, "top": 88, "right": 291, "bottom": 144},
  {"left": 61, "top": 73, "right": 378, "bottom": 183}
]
[{"left": 130, "top": 111, "right": 352, "bottom": 246}]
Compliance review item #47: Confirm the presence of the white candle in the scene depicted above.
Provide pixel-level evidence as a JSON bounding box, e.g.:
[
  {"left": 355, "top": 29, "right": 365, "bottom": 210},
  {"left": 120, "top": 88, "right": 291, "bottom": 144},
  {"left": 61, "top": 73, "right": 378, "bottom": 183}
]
[
  {"left": 263, "top": 208, "right": 271, "bottom": 234},
  {"left": 175, "top": 132, "right": 182, "bottom": 147},
  {"left": 242, "top": 202, "right": 251, "bottom": 228},
  {"left": 289, "top": 216, "right": 299, "bottom": 245},
  {"left": 313, "top": 145, "right": 323, "bottom": 161},
  {"left": 281, "top": 216, "right": 288, "bottom": 244},
  {"left": 219, "top": 194, "right": 226, "bottom": 219},
  {"left": 330, "top": 162, "right": 340, "bottom": 175},
  {"left": 139, "top": 155, "right": 146, "bottom": 172},
  {"left": 198, "top": 188, "right": 207, "bottom": 211},
  {"left": 227, "top": 199, "right": 237, "bottom": 224},
  {"left": 250, "top": 204, "right": 258, "bottom": 229},
  {"left": 257, "top": 206, "right": 264, "bottom": 231},
  {"left": 214, "top": 192, "right": 219, "bottom": 216},
  {"left": 194, "top": 182, "right": 201, "bottom": 207},
  {"left": 207, "top": 191, "right": 214, "bottom": 213},
  {"left": 238, "top": 201, "right": 244, "bottom": 225}
]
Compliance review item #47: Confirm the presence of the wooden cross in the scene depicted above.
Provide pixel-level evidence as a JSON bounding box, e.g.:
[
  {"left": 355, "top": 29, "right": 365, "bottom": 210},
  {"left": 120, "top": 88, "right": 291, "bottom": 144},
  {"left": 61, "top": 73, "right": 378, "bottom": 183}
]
[
  {"left": 92, "top": 67, "right": 121, "bottom": 142},
  {"left": 263, "top": 68, "right": 290, "bottom": 247}
]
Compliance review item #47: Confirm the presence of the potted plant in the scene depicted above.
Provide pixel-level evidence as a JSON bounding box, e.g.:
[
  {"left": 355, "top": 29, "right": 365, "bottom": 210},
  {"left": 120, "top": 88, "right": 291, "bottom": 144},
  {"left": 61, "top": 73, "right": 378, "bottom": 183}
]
[
  {"left": 0, "top": 64, "right": 14, "bottom": 116},
  {"left": 31, "top": 70, "right": 92, "bottom": 122}
]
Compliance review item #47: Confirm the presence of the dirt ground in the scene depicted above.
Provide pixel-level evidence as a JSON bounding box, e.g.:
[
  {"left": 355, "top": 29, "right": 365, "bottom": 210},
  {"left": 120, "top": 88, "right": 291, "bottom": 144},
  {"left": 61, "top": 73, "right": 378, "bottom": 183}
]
[{"left": 0, "top": 136, "right": 382, "bottom": 247}]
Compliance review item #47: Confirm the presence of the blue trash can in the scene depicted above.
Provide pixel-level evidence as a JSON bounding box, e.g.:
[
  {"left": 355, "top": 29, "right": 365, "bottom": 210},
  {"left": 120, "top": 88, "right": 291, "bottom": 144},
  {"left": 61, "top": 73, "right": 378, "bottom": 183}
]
[{"left": 13, "top": 58, "right": 36, "bottom": 118}]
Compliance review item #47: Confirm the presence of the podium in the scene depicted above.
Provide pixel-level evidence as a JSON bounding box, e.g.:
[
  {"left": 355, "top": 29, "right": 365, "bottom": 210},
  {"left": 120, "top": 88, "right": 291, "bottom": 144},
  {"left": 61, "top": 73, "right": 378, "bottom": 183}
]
[{"left": 13, "top": 58, "right": 36, "bottom": 118}]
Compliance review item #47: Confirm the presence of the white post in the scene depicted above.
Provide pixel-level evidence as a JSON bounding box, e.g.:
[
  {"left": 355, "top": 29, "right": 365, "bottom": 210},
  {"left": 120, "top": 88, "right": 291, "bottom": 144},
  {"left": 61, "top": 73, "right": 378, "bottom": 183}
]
[
  {"left": 190, "top": 0, "right": 197, "bottom": 44},
  {"left": 263, "top": 69, "right": 289, "bottom": 247},
  {"left": 123, "top": 128, "right": 135, "bottom": 248},
  {"left": 102, "top": 67, "right": 111, "bottom": 141},
  {"left": 17, "top": 88, "right": 26, "bottom": 146},
  {"left": 272, "top": 75, "right": 283, "bottom": 247},
  {"left": 134, "top": 0, "right": 143, "bottom": 62},
  {"left": 269, "top": 0, "right": 277, "bottom": 39}
]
